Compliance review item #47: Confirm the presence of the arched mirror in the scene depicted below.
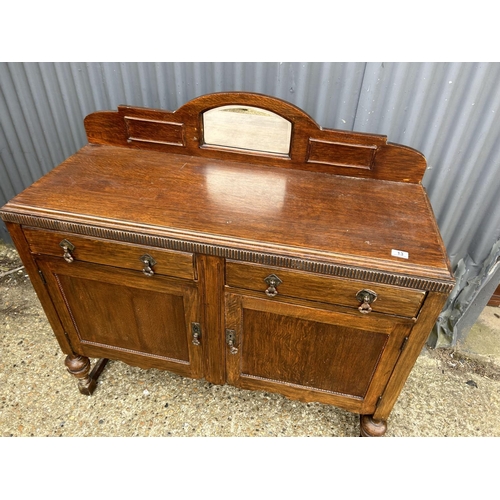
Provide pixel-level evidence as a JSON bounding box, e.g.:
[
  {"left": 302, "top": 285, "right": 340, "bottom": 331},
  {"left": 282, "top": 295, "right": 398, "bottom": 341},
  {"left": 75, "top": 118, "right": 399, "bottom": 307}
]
[{"left": 202, "top": 105, "right": 292, "bottom": 155}]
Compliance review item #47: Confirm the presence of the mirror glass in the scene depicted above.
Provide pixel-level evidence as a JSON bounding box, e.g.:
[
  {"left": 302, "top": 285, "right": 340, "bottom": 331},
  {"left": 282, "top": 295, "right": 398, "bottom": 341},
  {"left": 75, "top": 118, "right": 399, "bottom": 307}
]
[{"left": 203, "top": 105, "right": 292, "bottom": 155}]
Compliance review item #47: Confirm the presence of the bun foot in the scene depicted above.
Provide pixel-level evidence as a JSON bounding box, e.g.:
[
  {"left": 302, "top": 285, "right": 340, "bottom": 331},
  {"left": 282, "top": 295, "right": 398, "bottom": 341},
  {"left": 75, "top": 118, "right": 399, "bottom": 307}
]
[
  {"left": 65, "top": 355, "right": 109, "bottom": 395},
  {"left": 360, "top": 415, "right": 387, "bottom": 437}
]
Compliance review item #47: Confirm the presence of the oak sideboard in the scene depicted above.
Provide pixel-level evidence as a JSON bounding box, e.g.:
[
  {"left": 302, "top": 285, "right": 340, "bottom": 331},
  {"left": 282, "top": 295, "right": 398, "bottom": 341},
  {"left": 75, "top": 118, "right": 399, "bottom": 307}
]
[{"left": 1, "top": 92, "right": 455, "bottom": 436}]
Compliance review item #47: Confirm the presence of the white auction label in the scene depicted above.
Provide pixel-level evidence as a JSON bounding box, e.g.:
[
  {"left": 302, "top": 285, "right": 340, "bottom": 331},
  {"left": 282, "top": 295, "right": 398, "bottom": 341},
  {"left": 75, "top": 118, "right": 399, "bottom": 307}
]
[{"left": 391, "top": 249, "right": 409, "bottom": 259}]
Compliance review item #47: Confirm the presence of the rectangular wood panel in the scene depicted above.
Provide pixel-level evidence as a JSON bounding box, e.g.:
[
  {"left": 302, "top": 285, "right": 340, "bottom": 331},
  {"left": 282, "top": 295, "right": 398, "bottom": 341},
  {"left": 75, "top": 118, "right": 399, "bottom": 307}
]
[
  {"left": 307, "top": 139, "right": 376, "bottom": 169},
  {"left": 125, "top": 117, "right": 185, "bottom": 146},
  {"left": 241, "top": 309, "right": 387, "bottom": 397},
  {"left": 56, "top": 274, "right": 190, "bottom": 362}
]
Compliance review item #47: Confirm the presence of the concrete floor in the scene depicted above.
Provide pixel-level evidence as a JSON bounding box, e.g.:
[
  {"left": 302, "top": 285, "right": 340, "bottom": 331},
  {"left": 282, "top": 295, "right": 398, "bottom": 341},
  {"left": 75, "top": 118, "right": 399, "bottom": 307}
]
[
  {"left": 461, "top": 305, "right": 500, "bottom": 364},
  {"left": 1, "top": 243, "right": 499, "bottom": 437}
]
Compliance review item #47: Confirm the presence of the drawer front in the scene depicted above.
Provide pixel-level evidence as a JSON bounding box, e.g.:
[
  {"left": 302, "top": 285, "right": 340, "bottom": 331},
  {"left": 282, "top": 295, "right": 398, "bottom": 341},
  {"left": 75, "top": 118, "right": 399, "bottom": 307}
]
[
  {"left": 226, "top": 261, "right": 425, "bottom": 318},
  {"left": 23, "top": 227, "right": 195, "bottom": 280}
]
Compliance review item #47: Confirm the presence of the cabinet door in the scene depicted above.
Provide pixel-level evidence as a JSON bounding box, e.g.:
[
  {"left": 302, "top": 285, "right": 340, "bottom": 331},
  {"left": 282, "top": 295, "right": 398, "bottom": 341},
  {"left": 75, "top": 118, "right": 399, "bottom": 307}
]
[
  {"left": 37, "top": 256, "right": 203, "bottom": 379},
  {"left": 225, "top": 293, "right": 413, "bottom": 414}
]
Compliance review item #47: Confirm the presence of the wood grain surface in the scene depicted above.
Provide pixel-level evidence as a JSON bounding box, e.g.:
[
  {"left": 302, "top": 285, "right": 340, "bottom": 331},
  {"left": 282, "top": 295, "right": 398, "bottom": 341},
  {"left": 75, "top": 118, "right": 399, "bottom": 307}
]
[{"left": 3, "top": 145, "right": 452, "bottom": 282}]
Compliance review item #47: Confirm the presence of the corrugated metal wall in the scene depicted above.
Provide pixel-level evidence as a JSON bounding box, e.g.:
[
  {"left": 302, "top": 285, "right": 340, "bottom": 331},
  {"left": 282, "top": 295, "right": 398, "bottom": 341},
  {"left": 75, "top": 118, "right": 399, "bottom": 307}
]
[{"left": 1, "top": 62, "right": 499, "bottom": 346}]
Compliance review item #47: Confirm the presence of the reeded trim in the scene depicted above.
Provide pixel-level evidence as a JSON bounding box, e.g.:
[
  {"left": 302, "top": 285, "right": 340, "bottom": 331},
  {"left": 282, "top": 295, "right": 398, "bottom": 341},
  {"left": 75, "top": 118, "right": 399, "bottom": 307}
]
[{"left": 1, "top": 211, "right": 455, "bottom": 293}]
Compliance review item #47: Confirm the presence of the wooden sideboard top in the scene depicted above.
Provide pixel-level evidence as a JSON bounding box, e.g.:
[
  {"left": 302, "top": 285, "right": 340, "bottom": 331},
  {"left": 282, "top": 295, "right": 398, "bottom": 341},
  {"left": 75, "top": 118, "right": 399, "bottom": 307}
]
[
  {"left": 2, "top": 144, "right": 453, "bottom": 284},
  {"left": 1, "top": 92, "right": 454, "bottom": 289}
]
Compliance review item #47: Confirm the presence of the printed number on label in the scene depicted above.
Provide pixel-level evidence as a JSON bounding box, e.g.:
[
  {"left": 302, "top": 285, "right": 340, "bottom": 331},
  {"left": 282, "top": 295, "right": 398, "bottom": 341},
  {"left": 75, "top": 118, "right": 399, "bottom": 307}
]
[{"left": 391, "top": 249, "right": 409, "bottom": 259}]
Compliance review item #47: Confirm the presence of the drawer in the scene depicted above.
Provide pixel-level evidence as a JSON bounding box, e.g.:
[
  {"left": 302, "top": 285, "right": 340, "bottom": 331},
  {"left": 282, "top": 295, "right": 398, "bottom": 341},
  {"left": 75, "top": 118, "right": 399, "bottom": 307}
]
[
  {"left": 23, "top": 227, "right": 195, "bottom": 280},
  {"left": 225, "top": 261, "right": 426, "bottom": 318}
]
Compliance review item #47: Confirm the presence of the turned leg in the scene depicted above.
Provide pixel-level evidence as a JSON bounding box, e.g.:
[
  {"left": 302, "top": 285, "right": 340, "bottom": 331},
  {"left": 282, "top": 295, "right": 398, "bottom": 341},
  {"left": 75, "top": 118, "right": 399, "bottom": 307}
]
[
  {"left": 64, "top": 355, "right": 109, "bottom": 395},
  {"left": 360, "top": 415, "right": 388, "bottom": 437}
]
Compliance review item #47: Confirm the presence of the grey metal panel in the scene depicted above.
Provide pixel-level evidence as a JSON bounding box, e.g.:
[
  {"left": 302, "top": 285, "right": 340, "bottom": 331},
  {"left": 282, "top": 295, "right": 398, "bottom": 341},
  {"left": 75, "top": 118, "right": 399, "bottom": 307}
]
[
  {"left": 353, "top": 62, "right": 500, "bottom": 345},
  {"left": 1, "top": 62, "right": 499, "bottom": 346},
  {"left": 354, "top": 62, "right": 500, "bottom": 259}
]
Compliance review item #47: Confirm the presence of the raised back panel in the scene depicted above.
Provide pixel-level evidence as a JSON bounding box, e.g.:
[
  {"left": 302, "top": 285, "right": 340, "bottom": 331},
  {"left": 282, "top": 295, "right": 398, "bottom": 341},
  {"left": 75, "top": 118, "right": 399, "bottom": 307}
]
[
  {"left": 124, "top": 116, "right": 185, "bottom": 147},
  {"left": 84, "top": 91, "right": 427, "bottom": 183}
]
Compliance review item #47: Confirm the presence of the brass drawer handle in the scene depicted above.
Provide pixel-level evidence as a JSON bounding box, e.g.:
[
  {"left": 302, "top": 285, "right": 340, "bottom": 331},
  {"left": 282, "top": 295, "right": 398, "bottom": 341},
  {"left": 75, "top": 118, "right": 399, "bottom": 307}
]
[
  {"left": 141, "top": 254, "right": 157, "bottom": 276},
  {"left": 264, "top": 274, "right": 282, "bottom": 297},
  {"left": 356, "top": 289, "right": 377, "bottom": 314},
  {"left": 59, "top": 239, "right": 75, "bottom": 263}
]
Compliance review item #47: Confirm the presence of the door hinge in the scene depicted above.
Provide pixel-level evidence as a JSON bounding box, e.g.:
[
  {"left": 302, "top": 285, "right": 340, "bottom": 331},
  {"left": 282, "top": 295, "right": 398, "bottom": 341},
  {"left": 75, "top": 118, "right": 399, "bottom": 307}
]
[
  {"left": 400, "top": 336, "right": 410, "bottom": 353},
  {"left": 38, "top": 269, "right": 46, "bottom": 284},
  {"left": 375, "top": 395, "right": 383, "bottom": 409}
]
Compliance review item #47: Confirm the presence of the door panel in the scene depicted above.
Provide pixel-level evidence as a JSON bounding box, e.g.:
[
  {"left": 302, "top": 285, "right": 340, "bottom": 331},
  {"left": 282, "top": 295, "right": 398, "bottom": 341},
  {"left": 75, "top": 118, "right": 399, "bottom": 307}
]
[
  {"left": 240, "top": 308, "right": 388, "bottom": 397},
  {"left": 38, "top": 256, "right": 203, "bottom": 378},
  {"left": 225, "top": 293, "right": 412, "bottom": 413}
]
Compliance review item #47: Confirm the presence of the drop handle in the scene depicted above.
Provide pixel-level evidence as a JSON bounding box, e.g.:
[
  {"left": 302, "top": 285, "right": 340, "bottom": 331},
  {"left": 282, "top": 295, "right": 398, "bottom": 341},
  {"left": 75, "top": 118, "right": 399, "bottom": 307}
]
[
  {"left": 356, "top": 289, "right": 378, "bottom": 314},
  {"left": 264, "top": 274, "right": 282, "bottom": 297},
  {"left": 59, "top": 239, "right": 75, "bottom": 263},
  {"left": 140, "top": 254, "right": 157, "bottom": 276}
]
